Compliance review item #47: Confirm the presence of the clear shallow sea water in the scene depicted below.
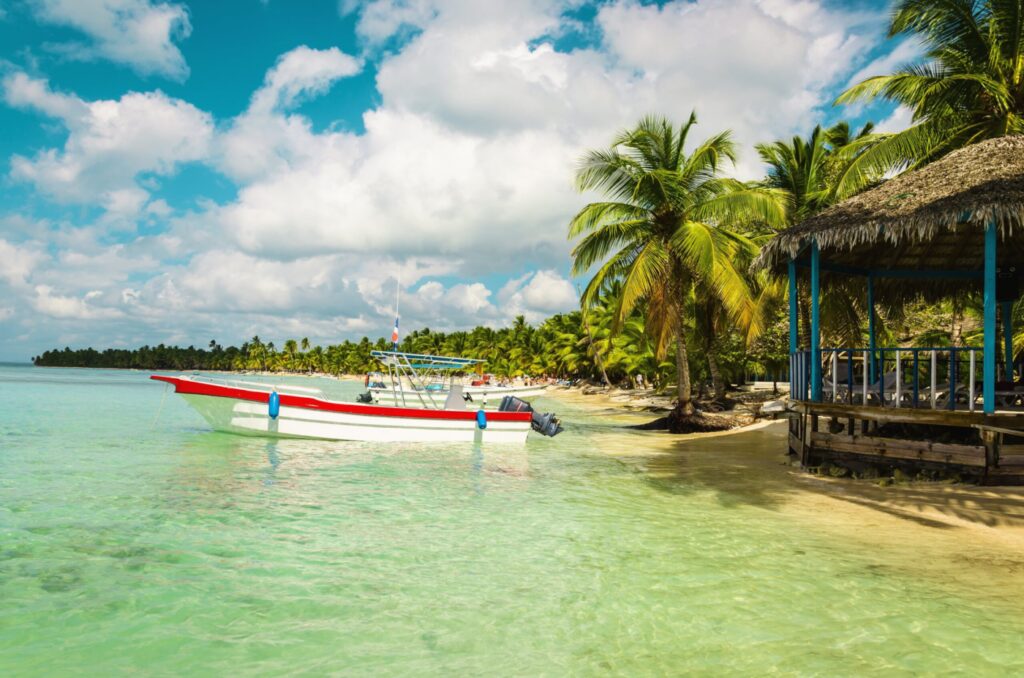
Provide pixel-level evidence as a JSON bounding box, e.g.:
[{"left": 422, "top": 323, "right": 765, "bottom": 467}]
[{"left": 2, "top": 364, "right": 1024, "bottom": 676}]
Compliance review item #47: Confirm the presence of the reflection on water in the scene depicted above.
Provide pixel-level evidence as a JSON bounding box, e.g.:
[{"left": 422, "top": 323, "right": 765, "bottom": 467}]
[{"left": 2, "top": 365, "right": 1024, "bottom": 675}]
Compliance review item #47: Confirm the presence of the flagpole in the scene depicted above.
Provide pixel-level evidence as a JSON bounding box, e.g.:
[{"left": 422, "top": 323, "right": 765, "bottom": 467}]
[{"left": 392, "top": 274, "right": 401, "bottom": 350}]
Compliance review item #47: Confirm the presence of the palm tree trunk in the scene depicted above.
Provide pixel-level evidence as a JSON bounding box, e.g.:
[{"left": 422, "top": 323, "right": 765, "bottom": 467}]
[
  {"left": 582, "top": 315, "right": 611, "bottom": 386},
  {"left": 674, "top": 315, "right": 694, "bottom": 415},
  {"left": 951, "top": 298, "right": 964, "bottom": 346},
  {"left": 702, "top": 302, "right": 726, "bottom": 401},
  {"left": 707, "top": 347, "right": 725, "bottom": 401}
]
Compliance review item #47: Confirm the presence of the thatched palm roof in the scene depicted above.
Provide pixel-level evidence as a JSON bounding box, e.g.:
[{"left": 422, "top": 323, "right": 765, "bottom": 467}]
[{"left": 757, "top": 136, "right": 1024, "bottom": 281}]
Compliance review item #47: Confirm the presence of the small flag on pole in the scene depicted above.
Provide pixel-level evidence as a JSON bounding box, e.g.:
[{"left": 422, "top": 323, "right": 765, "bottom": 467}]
[{"left": 391, "top": 276, "right": 401, "bottom": 349}]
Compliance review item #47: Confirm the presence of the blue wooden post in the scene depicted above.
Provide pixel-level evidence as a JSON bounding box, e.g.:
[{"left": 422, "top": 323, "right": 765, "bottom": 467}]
[
  {"left": 867, "top": 274, "right": 876, "bottom": 384},
  {"left": 984, "top": 223, "right": 997, "bottom": 413},
  {"left": 1003, "top": 300, "right": 1014, "bottom": 381},
  {"left": 788, "top": 259, "right": 798, "bottom": 354},
  {"left": 810, "top": 241, "right": 822, "bottom": 402},
  {"left": 788, "top": 259, "right": 798, "bottom": 398}
]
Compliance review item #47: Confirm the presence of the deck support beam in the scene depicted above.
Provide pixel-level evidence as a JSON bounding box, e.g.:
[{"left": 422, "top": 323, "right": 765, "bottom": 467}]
[
  {"left": 984, "top": 223, "right": 997, "bottom": 414},
  {"left": 810, "top": 241, "right": 821, "bottom": 402}
]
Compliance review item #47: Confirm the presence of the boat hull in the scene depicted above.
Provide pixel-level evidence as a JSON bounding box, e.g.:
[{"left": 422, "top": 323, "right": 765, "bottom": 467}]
[{"left": 153, "top": 376, "right": 532, "bottom": 444}]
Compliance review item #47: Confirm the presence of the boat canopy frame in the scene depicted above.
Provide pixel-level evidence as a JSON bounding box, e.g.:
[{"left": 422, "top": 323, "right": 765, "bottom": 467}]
[{"left": 370, "top": 350, "right": 486, "bottom": 409}]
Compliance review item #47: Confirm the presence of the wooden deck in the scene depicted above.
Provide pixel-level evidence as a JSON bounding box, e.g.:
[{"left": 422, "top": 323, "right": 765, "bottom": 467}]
[{"left": 788, "top": 401, "right": 1024, "bottom": 485}]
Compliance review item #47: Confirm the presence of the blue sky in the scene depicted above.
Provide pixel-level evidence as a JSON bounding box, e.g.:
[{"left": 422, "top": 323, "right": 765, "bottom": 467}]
[{"left": 0, "top": 0, "right": 910, "bottom": 360}]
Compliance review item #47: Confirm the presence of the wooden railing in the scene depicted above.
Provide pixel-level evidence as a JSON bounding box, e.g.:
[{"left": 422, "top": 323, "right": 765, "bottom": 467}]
[{"left": 791, "top": 347, "right": 996, "bottom": 410}]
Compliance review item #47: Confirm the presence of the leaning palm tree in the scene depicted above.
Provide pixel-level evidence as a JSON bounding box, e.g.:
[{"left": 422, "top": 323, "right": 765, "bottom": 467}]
[
  {"left": 836, "top": 0, "right": 1024, "bottom": 181},
  {"left": 569, "top": 113, "right": 785, "bottom": 430}
]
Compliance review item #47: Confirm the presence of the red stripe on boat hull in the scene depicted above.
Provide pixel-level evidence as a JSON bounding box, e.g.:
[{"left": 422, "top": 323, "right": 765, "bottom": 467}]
[{"left": 150, "top": 375, "right": 533, "bottom": 422}]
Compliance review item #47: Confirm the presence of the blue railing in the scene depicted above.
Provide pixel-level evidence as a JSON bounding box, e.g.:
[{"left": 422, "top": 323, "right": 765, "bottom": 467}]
[
  {"left": 789, "top": 350, "right": 811, "bottom": 402},
  {"left": 789, "top": 346, "right": 1003, "bottom": 410}
]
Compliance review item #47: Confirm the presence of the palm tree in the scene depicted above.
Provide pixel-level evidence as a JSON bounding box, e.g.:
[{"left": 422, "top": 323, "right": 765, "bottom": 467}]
[
  {"left": 756, "top": 121, "right": 877, "bottom": 224},
  {"left": 283, "top": 339, "right": 298, "bottom": 371},
  {"left": 836, "top": 0, "right": 1024, "bottom": 177},
  {"left": 756, "top": 122, "right": 880, "bottom": 348},
  {"left": 578, "top": 289, "right": 613, "bottom": 386},
  {"left": 569, "top": 113, "right": 785, "bottom": 429}
]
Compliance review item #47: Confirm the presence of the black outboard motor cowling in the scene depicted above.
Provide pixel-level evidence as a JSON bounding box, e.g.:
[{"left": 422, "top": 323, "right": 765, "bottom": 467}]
[
  {"left": 498, "top": 395, "right": 532, "bottom": 413},
  {"left": 530, "top": 411, "right": 563, "bottom": 437},
  {"left": 498, "top": 395, "right": 563, "bottom": 437}
]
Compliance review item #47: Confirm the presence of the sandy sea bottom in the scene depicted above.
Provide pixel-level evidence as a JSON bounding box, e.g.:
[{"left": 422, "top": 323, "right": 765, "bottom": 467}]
[{"left": 2, "top": 365, "right": 1024, "bottom": 675}]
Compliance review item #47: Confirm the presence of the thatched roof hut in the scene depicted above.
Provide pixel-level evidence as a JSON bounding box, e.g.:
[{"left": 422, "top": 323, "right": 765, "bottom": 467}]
[{"left": 757, "top": 135, "right": 1024, "bottom": 298}]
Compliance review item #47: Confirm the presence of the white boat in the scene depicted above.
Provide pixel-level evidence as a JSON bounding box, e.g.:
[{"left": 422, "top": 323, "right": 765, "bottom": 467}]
[
  {"left": 151, "top": 375, "right": 538, "bottom": 443},
  {"left": 151, "top": 351, "right": 562, "bottom": 444}
]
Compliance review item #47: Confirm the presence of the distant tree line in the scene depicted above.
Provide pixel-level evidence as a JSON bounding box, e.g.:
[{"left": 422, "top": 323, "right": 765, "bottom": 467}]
[{"left": 32, "top": 301, "right": 791, "bottom": 394}]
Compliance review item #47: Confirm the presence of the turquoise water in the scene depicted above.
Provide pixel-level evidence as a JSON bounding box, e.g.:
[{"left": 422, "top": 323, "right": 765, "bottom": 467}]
[{"left": 2, "top": 365, "right": 1023, "bottom": 675}]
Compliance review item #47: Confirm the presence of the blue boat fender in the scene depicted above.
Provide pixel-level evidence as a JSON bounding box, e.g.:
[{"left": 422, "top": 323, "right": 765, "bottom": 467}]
[
  {"left": 268, "top": 391, "right": 280, "bottom": 419},
  {"left": 476, "top": 409, "right": 487, "bottom": 430}
]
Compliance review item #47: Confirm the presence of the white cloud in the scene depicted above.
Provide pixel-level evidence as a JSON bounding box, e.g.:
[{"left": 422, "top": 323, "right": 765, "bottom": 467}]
[
  {"left": 2, "top": 71, "right": 87, "bottom": 119},
  {"left": 215, "top": 0, "right": 890, "bottom": 270},
  {"left": 0, "top": 239, "right": 45, "bottom": 286},
  {"left": 32, "top": 285, "right": 124, "bottom": 319},
  {"left": 29, "top": 0, "right": 192, "bottom": 80},
  {"left": 138, "top": 249, "right": 378, "bottom": 318},
  {"left": 0, "top": 1, "right": 913, "bottom": 359},
  {"left": 405, "top": 279, "right": 492, "bottom": 319},
  {"left": 876, "top": 105, "right": 914, "bottom": 134},
  {"left": 217, "top": 108, "right": 577, "bottom": 261},
  {"left": 342, "top": 0, "right": 436, "bottom": 44},
  {"left": 249, "top": 45, "right": 362, "bottom": 114},
  {"left": 498, "top": 269, "right": 577, "bottom": 321},
  {"left": 3, "top": 72, "right": 213, "bottom": 215},
  {"left": 595, "top": 0, "right": 881, "bottom": 176},
  {"left": 217, "top": 46, "right": 362, "bottom": 182},
  {"left": 444, "top": 282, "right": 492, "bottom": 315}
]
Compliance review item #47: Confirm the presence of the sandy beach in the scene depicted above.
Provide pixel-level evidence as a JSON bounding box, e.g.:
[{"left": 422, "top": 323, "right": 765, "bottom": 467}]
[{"left": 550, "top": 386, "right": 1024, "bottom": 600}]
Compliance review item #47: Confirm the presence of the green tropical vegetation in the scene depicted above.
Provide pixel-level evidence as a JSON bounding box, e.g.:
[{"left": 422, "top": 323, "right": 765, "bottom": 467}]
[
  {"left": 32, "top": 303, "right": 765, "bottom": 393},
  {"left": 568, "top": 112, "right": 785, "bottom": 427},
  {"left": 835, "top": 0, "right": 1024, "bottom": 181},
  {"left": 33, "top": 0, "right": 1024, "bottom": 428}
]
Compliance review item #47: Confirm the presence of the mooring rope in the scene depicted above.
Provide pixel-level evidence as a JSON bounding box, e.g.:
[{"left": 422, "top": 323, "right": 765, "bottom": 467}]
[{"left": 152, "top": 382, "right": 170, "bottom": 429}]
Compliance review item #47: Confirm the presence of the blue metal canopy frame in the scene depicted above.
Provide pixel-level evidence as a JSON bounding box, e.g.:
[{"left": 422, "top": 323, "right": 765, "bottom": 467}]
[{"left": 370, "top": 350, "right": 485, "bottom": 371}]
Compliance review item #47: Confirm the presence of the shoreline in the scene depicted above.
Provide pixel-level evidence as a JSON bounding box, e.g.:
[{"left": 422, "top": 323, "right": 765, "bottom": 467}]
[
  {"left": 559, "top": 394, "right": 1024, "bottom": 595},
  {"left": 551, "top": 383, "right": 784, "bottom": 430},
  {"left": 558, "top": 392, "right": 1024, "bottom": 594}
]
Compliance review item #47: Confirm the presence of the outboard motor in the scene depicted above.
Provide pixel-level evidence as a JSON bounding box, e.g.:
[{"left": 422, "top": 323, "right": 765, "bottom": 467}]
[
  {"left": 530, "top": 411, "right": 563, "bottom": 437},
  {"left": 356, "top": 391, "right": 374, "bottom": 403},
  {"left": 498, "top": 396, "right": 563, "bottom": 437},
  {"left": 498, "top": 395, "right": 532, "bottom": 413}
]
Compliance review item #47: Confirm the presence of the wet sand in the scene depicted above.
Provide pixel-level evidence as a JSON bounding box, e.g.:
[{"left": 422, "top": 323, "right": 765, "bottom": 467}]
[{"left": 553, "top": 389, "right": 1024, "bottom": 600}]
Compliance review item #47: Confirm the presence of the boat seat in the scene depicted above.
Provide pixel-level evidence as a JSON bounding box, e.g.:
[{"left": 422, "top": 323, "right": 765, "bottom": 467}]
[{"left": 444, "top": 385, "right": 468, "bottom": 410}]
